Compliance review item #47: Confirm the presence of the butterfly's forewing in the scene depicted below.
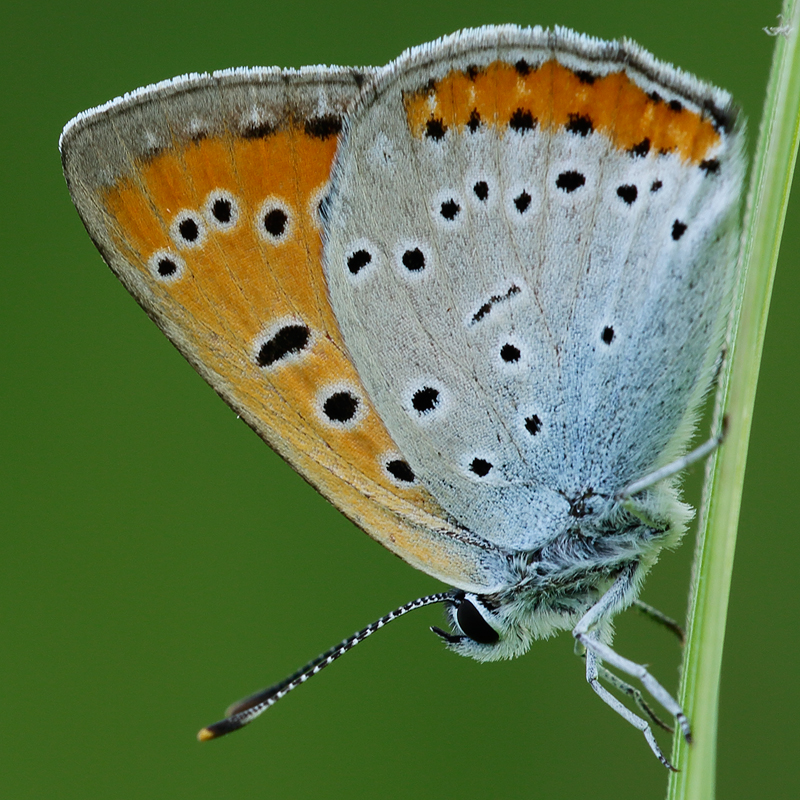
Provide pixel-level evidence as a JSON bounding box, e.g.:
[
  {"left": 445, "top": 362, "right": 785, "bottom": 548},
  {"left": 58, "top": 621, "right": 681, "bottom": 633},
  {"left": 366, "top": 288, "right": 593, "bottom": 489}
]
[
  {"left": 324, "top": 26, "right": 745, "bottom": 552},
  {"left": 61, "top": 68, "right": 510, "bottom": 592}
]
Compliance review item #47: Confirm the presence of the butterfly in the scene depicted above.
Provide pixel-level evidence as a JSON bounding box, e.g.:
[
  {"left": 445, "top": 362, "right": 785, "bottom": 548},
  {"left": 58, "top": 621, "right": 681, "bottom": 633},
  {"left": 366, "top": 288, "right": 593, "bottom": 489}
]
[{"left": 60, "top": 25, "right": 745, "bottom": 769}]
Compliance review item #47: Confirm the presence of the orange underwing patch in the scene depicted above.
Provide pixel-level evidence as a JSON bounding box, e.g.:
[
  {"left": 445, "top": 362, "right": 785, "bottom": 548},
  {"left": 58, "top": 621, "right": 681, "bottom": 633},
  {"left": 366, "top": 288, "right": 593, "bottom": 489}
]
[{"left": 100, "top": 125, "right": 459, "bottom": 562}]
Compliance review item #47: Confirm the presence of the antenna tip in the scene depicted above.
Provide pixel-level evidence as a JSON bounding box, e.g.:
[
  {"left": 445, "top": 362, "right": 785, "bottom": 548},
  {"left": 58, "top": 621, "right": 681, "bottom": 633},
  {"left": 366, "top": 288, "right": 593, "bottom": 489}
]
[{"left": 197, "top": 716, "right": 245, "bottom": 740}]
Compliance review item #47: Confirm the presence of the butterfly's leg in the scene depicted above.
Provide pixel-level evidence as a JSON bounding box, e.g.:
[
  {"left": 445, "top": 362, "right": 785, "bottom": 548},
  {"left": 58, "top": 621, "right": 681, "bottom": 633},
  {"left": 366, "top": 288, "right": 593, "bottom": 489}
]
[
  {"left": 575, "top": 633, "right": 675, "bottom": 728},
  {"left": 595, "top": 662, "right": 673, "bottom": 733},
  {"left": 616, "top": 421, "right": 726, "bottom": 502},
  {"left": 573, "top": 565, "right": 692, "bottom": 743},
  {"left": 633, "top": 599, "right": 685, "bottom": 645},
  {"left": 584, "top": 644, "right": 675, "bottom": 770}
]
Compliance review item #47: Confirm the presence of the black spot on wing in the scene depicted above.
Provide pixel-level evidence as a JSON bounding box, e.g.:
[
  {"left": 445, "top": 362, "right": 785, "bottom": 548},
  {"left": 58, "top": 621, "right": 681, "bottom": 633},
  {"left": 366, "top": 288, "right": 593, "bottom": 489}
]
[
  {"left": 178, "top": 217, "right": 199, "bottom": 242},
  {"left": 347, "top": 249, "right": 372, "bottom": 275},
  {"left": 473, "top": 181, "right": 489, "bottom": 201},
  {"left": 263, "top": 208, "right": 288, "bottom": 237},
  {"left": 509, "top": 109, "right": 536, "bottom": 133},
  {"left": 467, "top": 109, "right": 482, "bottom": 132},
  {"left": 425, "top": 118, "right": 447, "bottom": 140},
  {"left": 440, "top": 199, "right": 460, "bottom": 220},
  {"left": 565, "top": 114, "right": 593, "bottom": 137},
  {"left": 241, "top": 121, "right": 275, "bottom": 138},
  {"left": 412, "top": 387, "right": 439, "bottom": 414},
  {"left": 556, "top": 171, "right": 585, "bottom": 193},
  {"left": 304, "top": 114, "right": 342, "bottom": 139},
  {"left": 402, "top": 248, "right": 426, "bottom": 271},
  {"left": 471, "top": 285, "right": 522, "bottom": 325},
  {"left": 386, "top": 459, "right": 415, "bottom": 483},
  {"left": 256, "top": 324, "right": 311, "bottom": 367},
  {"left": 469, "top": 458, "right": 492, "bottom": 477},
  {"left": 323, "top": 391, "right": 360, "bottom": 423},
  {"left": 629, "top": 138, "right": 651, "bottom": 157},
  {"left": 156, "top": 257, "right": 178, "bottom": 277},
  {"left": 525, "top": 415, "right": 542, "bottom": 435}
]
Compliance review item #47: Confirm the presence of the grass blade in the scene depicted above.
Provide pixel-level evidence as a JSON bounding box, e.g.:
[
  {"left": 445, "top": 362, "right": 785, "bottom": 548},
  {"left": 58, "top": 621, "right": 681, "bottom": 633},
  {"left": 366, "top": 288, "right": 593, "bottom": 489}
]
[{"left": 667, "top": 2, "right": 800, "bottom": 797}]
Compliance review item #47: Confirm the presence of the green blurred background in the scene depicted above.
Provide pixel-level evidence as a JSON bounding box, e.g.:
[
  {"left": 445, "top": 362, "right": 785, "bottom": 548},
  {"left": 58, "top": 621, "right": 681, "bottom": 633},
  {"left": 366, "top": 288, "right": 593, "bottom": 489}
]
[{"left": 3, "top": 0, "right": 797, "bottom": 797}]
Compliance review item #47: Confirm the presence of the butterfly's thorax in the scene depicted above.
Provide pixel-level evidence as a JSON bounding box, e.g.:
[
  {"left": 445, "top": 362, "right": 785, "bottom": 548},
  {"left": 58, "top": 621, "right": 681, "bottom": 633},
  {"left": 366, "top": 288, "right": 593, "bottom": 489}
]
[
  {"left": 502, "top": 484, "right": 685, "bottom": 632},
  {"left": 440, "top": 485, "right": 689, "bottom": 661}
]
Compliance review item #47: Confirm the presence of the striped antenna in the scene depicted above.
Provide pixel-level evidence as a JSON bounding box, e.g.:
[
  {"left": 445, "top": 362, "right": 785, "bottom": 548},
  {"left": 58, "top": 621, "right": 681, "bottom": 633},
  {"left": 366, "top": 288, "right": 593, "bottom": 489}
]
[{"left": 198, "top": 592, "right": 451, "bottom": 741}]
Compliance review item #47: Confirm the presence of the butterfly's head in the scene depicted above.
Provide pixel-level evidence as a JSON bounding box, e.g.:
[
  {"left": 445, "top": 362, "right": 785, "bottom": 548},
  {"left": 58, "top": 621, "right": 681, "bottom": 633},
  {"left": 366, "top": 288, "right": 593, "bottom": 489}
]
[{"left": 432, "top": 590, "right": 534, "bottom": 662}]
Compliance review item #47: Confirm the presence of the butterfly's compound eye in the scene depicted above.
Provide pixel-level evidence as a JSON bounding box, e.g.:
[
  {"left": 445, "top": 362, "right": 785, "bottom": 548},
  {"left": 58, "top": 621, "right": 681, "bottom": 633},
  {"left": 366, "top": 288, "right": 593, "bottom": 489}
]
[{"left": 455, "top": 596, "right": 500, "bottom": 645}]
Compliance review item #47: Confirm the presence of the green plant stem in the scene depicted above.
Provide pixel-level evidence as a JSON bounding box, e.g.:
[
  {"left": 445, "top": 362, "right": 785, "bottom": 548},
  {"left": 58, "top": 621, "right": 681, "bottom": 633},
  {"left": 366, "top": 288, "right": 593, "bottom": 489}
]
[{"left": 667, "top": 2, "right": 800, "bottom": 798}]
